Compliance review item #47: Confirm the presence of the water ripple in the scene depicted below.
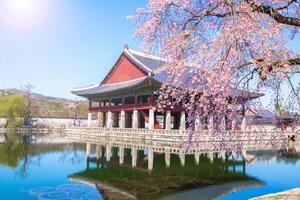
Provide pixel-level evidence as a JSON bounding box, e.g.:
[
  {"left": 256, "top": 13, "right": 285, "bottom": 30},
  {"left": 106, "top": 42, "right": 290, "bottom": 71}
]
[{"left": 29, "top": 184, "right": 101, "bottom": 200}]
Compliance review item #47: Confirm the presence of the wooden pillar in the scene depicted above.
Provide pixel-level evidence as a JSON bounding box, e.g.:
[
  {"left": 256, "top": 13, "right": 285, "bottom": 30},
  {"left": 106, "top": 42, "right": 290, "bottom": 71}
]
[
  {"left": 132, "top": 110, "right": 138, "bottom": 129},
  {"left": 180, "top": 111, "right": 186, "bottom": 130},
  {"left": 97, "top": 112, "right": 103, "bottom": 127},
  {"left": 87, "top": 112, "right": 92, "bottom": 127},
  {"left": 149, "top": 108, "right": 155, "bottom": 129},
  {"left": 165, "top": 110, "right": 171, "bottom": 130},
  {"left": 120, "top": 110, "right": 125, "bottom": 128}
]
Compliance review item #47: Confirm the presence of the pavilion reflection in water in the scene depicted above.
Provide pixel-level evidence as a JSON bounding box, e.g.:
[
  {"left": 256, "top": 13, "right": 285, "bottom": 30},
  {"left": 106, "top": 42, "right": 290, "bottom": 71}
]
[
  {"left": 71, "top": 145, "right": 254, "bottom": 200},
  {"left": 84, "top": 141, "right": 249, "bottom": 175}
]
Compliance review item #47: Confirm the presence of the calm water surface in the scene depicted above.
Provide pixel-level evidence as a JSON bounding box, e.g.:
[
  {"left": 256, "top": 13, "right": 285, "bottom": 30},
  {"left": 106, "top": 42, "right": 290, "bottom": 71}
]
[
  {"left": 0, "top": 143, "right": 102, "bottom": 200},
  {"left": 0, "top": 141, "right": 299, "bottom": 200},
  {"left": 221, "top": 155, "right": 300, "bottom": 199}
]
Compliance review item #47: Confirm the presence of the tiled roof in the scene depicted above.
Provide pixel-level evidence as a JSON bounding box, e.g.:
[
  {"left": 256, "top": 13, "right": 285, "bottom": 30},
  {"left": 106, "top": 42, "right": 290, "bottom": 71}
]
[
  {"left": 126, "top": 48, "right": 167, "bottom": 71},
  {"left": 72, "top": 77, "right": 148, "bottom": 96},
  {"left": 254, "top": 109, "right": 277, "bottom": 118},
  {"left": 72, "top": 45, "right": 264, "bottom": 98},
  {"left": 231, "top": 89, "right": 264, "bottom": 99}
]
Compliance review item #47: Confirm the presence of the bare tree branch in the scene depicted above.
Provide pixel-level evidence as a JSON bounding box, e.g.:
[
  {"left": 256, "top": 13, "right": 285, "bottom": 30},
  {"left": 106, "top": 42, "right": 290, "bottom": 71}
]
[
  {"left": 246, "top": 0, "right": 300, "bottom": 27},
  {"left": 287, "top": 76, "right": 300, "bottom": 108}
]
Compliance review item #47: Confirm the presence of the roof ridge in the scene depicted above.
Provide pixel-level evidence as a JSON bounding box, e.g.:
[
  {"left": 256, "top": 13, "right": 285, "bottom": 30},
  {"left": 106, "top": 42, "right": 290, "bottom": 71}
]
[
  {"left": 125, "top": 46, "right": 168, "bottom": 62},
  {"left": 123, "top": 48, "right": 153, "bottom": 74},
  {"left": 236, "top": 88, "right": 264, "bottom": 95}
]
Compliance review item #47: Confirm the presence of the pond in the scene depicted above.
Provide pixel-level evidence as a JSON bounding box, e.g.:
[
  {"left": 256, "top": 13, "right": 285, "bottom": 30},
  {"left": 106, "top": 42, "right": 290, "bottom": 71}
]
[{"left": 0, "top": 138, "right": 300, "bottom": 200}]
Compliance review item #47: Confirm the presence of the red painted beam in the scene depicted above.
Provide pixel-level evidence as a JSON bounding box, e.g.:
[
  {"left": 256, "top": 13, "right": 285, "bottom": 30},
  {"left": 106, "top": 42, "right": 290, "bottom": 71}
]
[
  {"left": 89, "top": 104, "right": 184, "bottom": 113},
  {"left": 89, "top": 104, "right": 155, "bottom": 112}
]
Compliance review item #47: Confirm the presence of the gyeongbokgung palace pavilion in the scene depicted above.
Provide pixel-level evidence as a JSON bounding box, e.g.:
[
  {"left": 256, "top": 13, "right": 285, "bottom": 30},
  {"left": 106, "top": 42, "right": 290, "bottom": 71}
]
[{"left": 72, "top": 45, "right": 263, "bottom": 130}]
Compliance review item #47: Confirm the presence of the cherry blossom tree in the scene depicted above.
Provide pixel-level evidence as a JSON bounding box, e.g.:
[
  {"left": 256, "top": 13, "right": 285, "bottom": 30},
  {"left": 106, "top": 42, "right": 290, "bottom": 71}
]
[
  {"left": 130, "top": 0, "right": 299, "bottom": 118},
  {"left": 130, "top": 0, "right": 299, "bottom": 150}
]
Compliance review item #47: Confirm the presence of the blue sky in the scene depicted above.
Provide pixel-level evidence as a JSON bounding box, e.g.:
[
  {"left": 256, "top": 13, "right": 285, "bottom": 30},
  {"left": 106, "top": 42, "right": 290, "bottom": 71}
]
[
  {"left": 0, "top": 0, "right": 299, "bottom": 102},
  {"left": 0, "top": 0, "right": 146, "bottom": 99}
]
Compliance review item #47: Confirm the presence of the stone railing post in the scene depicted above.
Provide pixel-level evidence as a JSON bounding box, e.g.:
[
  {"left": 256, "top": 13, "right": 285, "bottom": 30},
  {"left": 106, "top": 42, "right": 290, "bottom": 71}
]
[
  {"left": 149, "top": 108, "right": 155, "bottom": 130},
  {"left": 165, "top": 110, "right": 171, "bottom": 130},
  {"left": 180, "top": 111, "right": 186, "bottom": 130},
  {"left": 87, "top": 112, "right": 92, "bottom": 127}
]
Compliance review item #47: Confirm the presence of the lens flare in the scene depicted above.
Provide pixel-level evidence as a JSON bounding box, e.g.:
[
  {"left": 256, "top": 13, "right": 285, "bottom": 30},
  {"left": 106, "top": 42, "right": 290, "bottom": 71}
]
[{"left": 0, "top": 0, "right": 50, "bottom": 27}]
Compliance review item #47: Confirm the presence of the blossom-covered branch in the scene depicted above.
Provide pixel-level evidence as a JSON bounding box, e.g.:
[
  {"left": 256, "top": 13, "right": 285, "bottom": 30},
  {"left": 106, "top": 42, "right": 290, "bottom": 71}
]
[{"left": 130, "top": 0, "right": 300, "bottom": 131}]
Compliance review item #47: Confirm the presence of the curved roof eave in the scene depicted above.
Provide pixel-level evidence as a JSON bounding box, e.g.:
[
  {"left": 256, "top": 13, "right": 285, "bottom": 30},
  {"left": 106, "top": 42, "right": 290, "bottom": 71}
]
[{"left": 71, "top": 77, "right": 161, "bottom": 98}]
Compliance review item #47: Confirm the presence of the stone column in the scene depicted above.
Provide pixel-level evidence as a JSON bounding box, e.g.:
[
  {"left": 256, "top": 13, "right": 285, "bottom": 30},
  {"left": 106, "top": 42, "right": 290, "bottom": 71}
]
[
  {"left": 241, "top": 149, "right": 247, "bottom": 158},
  {"left": 180, "top": 111, "right": 186, "bottom": 130},
  {"left": 148, "top": 148, "right": 154, "bottom": 172},
  {"left": 112, "top": 112, "right": 115, "bottom": 128},
  {"left": 119, "top": 147, "right": 124, "bottom": 165},
  {"left": 149, "top": 108, "right": 155, "bottom": 129},
  {"left": 107, "top": 111, "right": 112, "bottom": 129},
  {"left": 132, "top": 110, "right": 138, "bottom": 129},
  {"left": 96, "top": 144, "right": 102, "bottom": 159},
  {"left": 208, "top": 152, "right": 214, "bottom": 163},
  {"left": 106, "top": 144, "right": 111, "bottom": 162},
  {"left": 120, "top": 111, "right": 125, "bottom": 129},
  {"left": 208, "top": 116, "right": 214, "bottom": 131},
  {"left": 232, "top": 118, "right": 237, "bottom": 130},
  {"left": 241, "top": 117, "right": 247, "bottom": 131},
  {"left": 179, "top": 153, "right": 185, "bottom": 167},
  {"left": 194, "top": 153, "right": 200, "bottom": 165},
  {"left": 220, "top": 151, "right": 226, "bottom": 161},
  {"left": 132, "top": 148, "right": 137, "bottom": 168},
  {"left": 165, "top": 110, "right": 171, "bottom": 130},
  {"left": 86, "top": 142, "right": 91, "bottom": 158},
  {"left": 97, "top": 112, "right": 103, "bottom": 127},
  {"left": 165, "top": 151, "right": 171, "bottom": 168},
  {"left": 105, "top": 112, "right": 108, "bottom": 127},
  {"left": 87, "top": 112, "right": 92, "bottom": 127},
  {"left": 232, "top": 151, "right": 236, "bottom": 160}
]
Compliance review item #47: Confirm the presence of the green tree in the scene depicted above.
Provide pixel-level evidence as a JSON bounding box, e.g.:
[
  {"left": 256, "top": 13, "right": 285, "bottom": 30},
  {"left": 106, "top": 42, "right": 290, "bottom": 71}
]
[
  {"left": 275, "top": 103, "right": 289, "bottom": 116},
  {"left": 73, "top": 101, "right": 89, "bottom": 125},
  {"left": 0, "top": 94, "right": 25, "bottom": 128}
]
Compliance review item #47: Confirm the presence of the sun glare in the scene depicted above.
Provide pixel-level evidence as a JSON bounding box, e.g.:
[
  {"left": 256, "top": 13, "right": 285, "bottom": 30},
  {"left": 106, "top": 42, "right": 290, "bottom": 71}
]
[{"left": 0, "top": 0, "right": 50, "bottom": 27}]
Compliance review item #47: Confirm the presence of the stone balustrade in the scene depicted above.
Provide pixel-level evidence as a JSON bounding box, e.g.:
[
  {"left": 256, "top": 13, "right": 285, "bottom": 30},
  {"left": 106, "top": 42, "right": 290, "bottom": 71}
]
[
  {"left": 64, "top": 127, "right": 295, "bottom": 154},
  {"left": 1, "top": 126, "right": 298, "bottom": 171}
]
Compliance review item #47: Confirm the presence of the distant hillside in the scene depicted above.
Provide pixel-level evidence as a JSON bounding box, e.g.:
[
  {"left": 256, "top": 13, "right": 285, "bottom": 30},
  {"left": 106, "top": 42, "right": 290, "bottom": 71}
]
[{"left": 0, "top": 89, "right": 89, "bottom": 119}]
